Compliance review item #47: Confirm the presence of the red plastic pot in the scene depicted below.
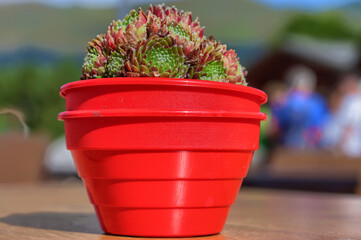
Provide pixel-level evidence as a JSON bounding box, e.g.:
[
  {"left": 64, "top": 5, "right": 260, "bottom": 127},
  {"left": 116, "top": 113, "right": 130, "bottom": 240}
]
[{"left": 59, "top": 78, "right": 267, "bottom": 237}]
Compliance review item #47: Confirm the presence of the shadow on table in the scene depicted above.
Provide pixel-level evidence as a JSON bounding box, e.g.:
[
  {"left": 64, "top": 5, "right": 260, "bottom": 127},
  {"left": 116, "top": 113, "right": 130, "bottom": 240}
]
[
  {"left": 1, "top": 212, "right": 228, "bottom": 239},
  {"left": 0, "top": 212, "right": 102, "bottom": 234}
]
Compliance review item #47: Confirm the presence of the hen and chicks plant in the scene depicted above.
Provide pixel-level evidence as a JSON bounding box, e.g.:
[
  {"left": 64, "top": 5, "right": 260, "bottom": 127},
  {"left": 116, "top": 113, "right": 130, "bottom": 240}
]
[{"left": 81, "top": 4, "right": 247, "bottom": 85}]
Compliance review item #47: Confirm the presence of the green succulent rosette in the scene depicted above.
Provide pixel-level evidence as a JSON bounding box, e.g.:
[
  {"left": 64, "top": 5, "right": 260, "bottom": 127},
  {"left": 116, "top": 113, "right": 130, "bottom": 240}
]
[
  {"left": 106, "top": 50, "right": 126, "bottom": 77},
  {"left": 125, "top": 35, "right": 189, "bottom": 78},
  {"left": 106, "top": 9, "right": 147, "bottom": 51},
  {"left": 81, "top": 34, "right": 107, "bottom": 80},
  {"left": 80, "top": 4, "right": 247, "bottom": 85},
  {"left": 188, "top": 37, "right": 246, "bottom": 84}
]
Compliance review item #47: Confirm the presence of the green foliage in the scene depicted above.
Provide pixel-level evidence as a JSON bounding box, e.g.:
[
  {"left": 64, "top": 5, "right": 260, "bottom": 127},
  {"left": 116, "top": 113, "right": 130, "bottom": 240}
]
[
  {"left": 279, "top": 13, "right": 360, "bottom": 43},
  {"left": 0, "top": 60, "right": 80, "bottom": 138}
]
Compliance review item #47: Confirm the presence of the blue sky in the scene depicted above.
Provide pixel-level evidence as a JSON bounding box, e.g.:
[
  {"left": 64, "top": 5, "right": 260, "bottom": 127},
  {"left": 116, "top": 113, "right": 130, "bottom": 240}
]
[
  {"left": 0, "top": 0, "right": 178, "bottom": 8},
  {"left": 0, "top": 0, "right": 152, "bottom": 8},
  {"left": 0, "top": 0, "right": 360, "bottom": 10},
  {"left": 254, "top": 0, "right": 361, "bottom": 11}
]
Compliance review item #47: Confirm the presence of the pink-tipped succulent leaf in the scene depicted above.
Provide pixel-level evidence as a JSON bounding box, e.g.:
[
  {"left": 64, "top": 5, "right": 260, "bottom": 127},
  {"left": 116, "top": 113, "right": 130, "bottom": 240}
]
[
  {"left": 125, "top": 35, "right": 189, "bottom": 78},
  {"left": 188, "top": 37, "right": 247, "bottom": 84},
  {"left": 106, "top": 9, "right": 147, "bottom": 51},
  {"left": 147, "top": 5, "right": 204, "bottom": 58},
  {"left": 223, "top": 49, "right": 247, "bottom": 85},
  {"left": 80, "top": 5, "right": 247, "bottom": 85},
  {"left": 81, "top": 34, "right": 107, "bottom": 80}
]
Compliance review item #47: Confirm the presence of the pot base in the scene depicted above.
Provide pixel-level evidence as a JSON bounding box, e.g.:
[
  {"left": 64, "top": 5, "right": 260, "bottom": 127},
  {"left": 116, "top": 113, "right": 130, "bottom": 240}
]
[
  {"left": 94, "top": 205, "right": 230, "bottom": 237},
  {"left": 75, "top": 150, "right": 248, "bottom": 237}
]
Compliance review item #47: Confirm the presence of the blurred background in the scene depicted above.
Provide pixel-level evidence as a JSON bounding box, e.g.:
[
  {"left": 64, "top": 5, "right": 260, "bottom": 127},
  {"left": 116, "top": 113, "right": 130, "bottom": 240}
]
[{"left": 1, "top": 0, "right": 361, "bottom": 193}]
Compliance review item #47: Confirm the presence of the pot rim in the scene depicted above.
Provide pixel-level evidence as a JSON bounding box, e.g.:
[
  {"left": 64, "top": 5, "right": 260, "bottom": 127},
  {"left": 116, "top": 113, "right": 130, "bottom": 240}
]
[
  {"left": 58, "top": 109, "right": 267, "bottom": 120},
  {"left": 60, "top": 78, "right": 267, "bottom": 104}
]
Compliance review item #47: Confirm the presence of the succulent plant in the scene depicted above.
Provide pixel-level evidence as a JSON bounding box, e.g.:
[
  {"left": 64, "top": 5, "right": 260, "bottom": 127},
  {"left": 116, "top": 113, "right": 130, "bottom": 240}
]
[
  {"left": 106, "top": 51, "right": 126, "bottom": 77},
  {"left": 106, "top": 9, "right": 147, "bottom": 51},
  {"left": 147, "top": 4, "right": 204, "bottom": 60},
  {"left": 223, "top": 49, "right": 247, "bottom": 85},
  {"left": 81, "top": 34, "right": 107, "bottom": 80},
  {"left": 188, "top": 36, "right": 247, "bottom": 84},
  {"left": 147, "top": 4, "right": 202, "bottom": 36},
  {"left": 80, "top": 4, "right": 247, "bottom": 85},
  {"left": 125, "top": 35, "right": 188, "bottom": 78}
]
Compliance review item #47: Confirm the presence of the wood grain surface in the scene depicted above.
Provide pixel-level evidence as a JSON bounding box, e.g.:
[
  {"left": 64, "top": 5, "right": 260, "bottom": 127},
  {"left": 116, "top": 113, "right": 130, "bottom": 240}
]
[{"left": 1, "top": 183, "right": 361, "bottom": 240}]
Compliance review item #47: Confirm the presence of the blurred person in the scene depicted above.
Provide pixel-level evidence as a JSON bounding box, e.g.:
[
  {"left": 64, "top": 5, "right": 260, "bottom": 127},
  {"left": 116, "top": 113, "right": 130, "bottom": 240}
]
[
  {"left": 251, "top": 81, "right": 288, "bottom": 170},
  {"left": 264, "top": 81, "right": 288, "bottom": 142},
  {"left": 250, "top": 104, "right": 272, "bottom": 171},
  {"left": 323, "top": 73, "right": 361, "bottom": 158},
  {"left": 273, "top": 65, "right": 329, "bottom": 148}
]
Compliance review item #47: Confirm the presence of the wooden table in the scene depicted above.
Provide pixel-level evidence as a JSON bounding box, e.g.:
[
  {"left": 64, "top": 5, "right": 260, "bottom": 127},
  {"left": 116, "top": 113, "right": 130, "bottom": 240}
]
[{"left": 1, "top": 183, "right": 361, "bottom": 240}]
